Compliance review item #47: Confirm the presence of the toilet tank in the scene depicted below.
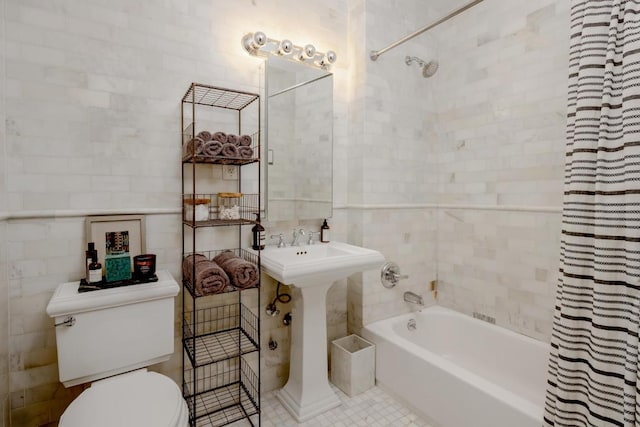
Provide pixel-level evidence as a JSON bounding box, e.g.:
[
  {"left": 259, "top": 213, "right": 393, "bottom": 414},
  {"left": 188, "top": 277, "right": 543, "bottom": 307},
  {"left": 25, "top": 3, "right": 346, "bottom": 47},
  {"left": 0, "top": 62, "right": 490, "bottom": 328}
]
[{"left": 46, "top": 270, "right": 179, "bottom": 387}]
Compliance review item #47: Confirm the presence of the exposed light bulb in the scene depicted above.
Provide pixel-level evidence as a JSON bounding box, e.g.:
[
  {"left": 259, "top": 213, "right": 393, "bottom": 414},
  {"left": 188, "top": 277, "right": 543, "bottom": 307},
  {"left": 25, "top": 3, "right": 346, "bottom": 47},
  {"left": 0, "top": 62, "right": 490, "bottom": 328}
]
[
  {"left": 242, "top": 31, "right": 267, "bottom": 54},
  {"left": 297, "top": 44, "right": 316, "bottom": 61},
  {"left": 325, "top": 51, "right": 337, "bottom": 64},
  {"left": 278, "top": 39, "right": 293, "bottom": 55},
  {"left": 304, "top": 44, "right": 316, "bottom": 58},
  {"left": 318, "top": 50, "right": 337, "bottom": 67},
  {"left": 253, "top": 31, "right": 267, "bottom": 47}
]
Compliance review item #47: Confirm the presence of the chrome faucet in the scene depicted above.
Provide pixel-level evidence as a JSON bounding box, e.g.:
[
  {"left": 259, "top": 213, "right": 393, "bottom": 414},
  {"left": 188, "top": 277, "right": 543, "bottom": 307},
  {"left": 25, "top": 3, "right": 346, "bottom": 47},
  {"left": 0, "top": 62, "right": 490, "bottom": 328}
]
[
  {"left": 270, "top": 233, "right": 285, "bottom": 248},
  {"left": 291, "top": 228, "right": 305, "bottom": 246},
  {"left": 403, "top": 291, "right": 424, "bottom": 306}
]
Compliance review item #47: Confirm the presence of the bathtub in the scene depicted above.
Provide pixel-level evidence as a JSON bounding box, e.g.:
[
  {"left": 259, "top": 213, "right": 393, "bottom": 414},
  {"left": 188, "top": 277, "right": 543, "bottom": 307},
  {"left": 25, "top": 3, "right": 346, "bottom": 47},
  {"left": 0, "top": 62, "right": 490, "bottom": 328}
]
[{"left": 361, "top": 306, "right": 549, "bottom": 427}]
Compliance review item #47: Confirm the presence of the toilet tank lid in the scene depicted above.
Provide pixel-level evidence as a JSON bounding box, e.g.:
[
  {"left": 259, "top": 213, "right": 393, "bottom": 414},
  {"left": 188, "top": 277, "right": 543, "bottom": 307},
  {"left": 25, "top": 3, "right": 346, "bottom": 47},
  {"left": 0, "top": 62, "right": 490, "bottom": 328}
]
[{"left": 46, "top": 270, "right": 179, "bottom": 318}]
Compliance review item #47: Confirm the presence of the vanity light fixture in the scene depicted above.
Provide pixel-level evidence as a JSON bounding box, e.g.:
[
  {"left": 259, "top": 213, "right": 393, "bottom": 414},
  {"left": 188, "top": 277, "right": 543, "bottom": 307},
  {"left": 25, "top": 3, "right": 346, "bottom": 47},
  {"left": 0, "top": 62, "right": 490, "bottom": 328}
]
[{"left": 241, "top": 31, "right": 337, "bottom": 70}]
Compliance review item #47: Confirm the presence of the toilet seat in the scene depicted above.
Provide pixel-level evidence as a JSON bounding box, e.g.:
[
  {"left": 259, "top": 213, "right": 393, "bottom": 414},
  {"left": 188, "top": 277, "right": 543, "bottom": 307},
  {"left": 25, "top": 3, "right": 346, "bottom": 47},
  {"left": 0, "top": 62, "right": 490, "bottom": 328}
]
[{"left": 60, "top": 369, "right": 189, "bottom": 427}]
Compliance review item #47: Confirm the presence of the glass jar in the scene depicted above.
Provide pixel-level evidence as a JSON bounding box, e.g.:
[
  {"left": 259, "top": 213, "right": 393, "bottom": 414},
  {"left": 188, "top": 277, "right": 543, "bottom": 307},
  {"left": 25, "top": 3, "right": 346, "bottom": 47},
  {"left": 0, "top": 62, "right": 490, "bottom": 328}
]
[
  {"left": 218, "top": 192, "right": 242, "bottom": 220},
  {"left": 184, "top": 197, "right": 211, "bottom": 222}
]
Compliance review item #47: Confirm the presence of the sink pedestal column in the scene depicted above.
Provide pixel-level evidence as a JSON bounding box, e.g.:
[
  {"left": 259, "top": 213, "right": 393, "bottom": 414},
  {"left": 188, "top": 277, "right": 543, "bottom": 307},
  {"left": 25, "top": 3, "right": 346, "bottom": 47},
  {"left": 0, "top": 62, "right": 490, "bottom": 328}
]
[{"left": 277, "top": 282, "right": 340, "bottom": 421}]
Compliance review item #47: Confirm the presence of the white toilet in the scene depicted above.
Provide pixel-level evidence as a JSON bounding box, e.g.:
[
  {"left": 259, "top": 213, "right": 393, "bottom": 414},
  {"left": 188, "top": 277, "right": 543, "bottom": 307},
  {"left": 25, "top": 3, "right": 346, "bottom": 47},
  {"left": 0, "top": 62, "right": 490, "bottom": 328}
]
[{"left": 46, "top": 270, "right": 189, "bottom": 427}]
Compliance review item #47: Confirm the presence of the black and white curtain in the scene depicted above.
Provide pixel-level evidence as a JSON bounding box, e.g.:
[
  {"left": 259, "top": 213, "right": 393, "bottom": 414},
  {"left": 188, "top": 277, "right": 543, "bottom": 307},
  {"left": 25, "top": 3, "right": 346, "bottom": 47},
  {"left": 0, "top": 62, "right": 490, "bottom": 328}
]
[{"left": 544, "top": 1, "right": 640, "bottom": 426}]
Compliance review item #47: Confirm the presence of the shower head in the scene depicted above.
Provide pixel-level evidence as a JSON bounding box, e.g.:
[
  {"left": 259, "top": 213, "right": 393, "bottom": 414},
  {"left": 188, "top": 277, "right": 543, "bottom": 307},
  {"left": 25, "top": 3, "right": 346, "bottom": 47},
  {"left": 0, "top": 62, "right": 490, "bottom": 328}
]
[
  {"left": 405, "top": 56, "right": 439, "bottom": 78},
  {"left": 422, "top": 60, "right": 439, "bottom": 77}
]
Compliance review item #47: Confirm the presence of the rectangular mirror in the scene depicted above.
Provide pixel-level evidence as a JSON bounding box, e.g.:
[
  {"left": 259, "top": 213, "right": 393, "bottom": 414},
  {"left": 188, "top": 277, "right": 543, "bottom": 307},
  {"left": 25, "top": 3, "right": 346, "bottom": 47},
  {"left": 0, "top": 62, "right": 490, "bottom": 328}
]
[{"left": 263, "top": 56, "right": 333, "bottom": 222}]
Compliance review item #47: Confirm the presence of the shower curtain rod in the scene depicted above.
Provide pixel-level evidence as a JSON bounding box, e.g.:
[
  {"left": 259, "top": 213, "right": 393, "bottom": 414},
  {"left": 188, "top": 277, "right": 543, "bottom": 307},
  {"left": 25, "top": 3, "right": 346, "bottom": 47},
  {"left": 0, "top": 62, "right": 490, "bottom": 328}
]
[{"left": 369, "top": 0, "right": 485, "bottom": 61}]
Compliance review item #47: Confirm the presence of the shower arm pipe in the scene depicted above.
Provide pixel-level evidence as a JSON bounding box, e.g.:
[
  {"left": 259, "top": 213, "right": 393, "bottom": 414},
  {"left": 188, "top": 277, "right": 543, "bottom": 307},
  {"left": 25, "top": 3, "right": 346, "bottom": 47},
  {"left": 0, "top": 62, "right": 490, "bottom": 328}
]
[{"left": 369, "top": 0, "right": 485, "bottom": 61}]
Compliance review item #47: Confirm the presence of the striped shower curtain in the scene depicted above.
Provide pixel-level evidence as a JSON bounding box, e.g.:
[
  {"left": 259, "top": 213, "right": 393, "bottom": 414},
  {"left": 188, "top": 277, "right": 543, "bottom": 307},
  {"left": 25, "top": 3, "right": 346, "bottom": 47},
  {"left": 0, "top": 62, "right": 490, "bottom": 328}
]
[{"left": 544, "top": 1, "right": 640, "bottom": 426}]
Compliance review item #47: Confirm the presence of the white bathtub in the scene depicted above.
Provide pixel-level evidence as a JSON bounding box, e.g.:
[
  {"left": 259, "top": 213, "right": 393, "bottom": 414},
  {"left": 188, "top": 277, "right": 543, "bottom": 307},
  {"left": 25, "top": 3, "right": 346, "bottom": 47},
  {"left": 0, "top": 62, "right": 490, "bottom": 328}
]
[{"left": 361, "top": 306, "right": 549, "bottom": 427}]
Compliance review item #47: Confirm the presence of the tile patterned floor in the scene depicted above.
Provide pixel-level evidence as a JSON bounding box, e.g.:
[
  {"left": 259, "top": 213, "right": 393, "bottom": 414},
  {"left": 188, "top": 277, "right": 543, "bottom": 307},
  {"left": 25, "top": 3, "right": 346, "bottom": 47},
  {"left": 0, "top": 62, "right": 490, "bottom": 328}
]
[
  {"left": 259, "top": 385, "right": 431, "bottom": 427},
  {"left": 51, "top": 385, "right": 430, "bottom": 427}
]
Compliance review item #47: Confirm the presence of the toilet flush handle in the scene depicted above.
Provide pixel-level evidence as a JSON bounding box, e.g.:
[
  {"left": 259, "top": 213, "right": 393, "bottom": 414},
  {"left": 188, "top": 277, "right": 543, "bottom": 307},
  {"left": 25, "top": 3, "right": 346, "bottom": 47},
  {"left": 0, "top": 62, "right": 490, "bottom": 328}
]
[{"left": 55, "top": 316, "right": 76, "bottom": 327}]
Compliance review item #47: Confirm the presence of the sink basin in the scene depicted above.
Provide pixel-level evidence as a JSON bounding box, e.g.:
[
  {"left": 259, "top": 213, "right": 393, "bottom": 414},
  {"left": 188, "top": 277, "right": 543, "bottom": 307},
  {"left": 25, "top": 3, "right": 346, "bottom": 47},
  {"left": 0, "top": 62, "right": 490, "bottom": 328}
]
[
  {"left": 260, "top": 241, "right": 385, "bottom": 422},
  {"left": 261, "top": 241, "right": 385, "bottom": 287}
]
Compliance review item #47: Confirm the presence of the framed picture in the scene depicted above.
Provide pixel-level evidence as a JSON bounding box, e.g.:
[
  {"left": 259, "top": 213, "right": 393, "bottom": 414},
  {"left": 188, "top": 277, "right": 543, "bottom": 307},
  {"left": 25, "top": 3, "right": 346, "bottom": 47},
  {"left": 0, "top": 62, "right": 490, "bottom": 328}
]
[{"left": 85, "top": 215, "right": 146, "bottom": 275}]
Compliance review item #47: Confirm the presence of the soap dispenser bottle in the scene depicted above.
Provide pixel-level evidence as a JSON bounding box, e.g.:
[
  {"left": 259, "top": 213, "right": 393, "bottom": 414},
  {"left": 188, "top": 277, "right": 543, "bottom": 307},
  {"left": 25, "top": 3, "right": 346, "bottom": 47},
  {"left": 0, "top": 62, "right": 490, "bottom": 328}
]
[
  {"left": 85, "top": 242, "right": 95, "bottom": 282},
  {"left": 88, "top": 251, "right": 102, "bottom": 284},
  {"left": 320, "top": 219, "right": 330, "bottom": 243},
  {"left": 252, "top": 213, "right": 265, "bottom": 250}
]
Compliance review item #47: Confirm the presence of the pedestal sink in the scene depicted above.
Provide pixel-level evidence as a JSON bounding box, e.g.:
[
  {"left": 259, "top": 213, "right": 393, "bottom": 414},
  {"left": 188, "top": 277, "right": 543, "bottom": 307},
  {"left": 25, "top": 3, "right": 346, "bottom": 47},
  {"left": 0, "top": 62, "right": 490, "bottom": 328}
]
[{"left": 260, "top": 241, "right": 385, "bottom": 422}]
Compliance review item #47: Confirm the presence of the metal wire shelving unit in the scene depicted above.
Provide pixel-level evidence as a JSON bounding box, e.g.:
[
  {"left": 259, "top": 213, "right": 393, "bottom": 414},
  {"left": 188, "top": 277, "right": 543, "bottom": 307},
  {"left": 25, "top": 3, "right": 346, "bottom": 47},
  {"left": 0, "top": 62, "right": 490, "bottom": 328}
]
[{"left": 181, "top": 83, "right": 261, "bottom": 427}]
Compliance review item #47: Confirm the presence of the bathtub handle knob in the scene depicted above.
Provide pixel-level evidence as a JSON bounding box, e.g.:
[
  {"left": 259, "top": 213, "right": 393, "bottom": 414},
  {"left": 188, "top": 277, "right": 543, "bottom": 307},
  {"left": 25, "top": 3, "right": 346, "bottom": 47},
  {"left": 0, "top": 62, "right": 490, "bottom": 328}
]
[{"left": 381, "top": 262, "right": 408, "bottom": 288}]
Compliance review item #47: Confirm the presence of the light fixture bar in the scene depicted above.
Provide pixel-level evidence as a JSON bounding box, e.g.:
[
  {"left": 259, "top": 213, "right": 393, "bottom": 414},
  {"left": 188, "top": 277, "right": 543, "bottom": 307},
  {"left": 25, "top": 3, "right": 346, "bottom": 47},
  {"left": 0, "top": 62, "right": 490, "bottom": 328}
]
[{"left": 241, "top": 31, "right": 337, "bottom": 70}]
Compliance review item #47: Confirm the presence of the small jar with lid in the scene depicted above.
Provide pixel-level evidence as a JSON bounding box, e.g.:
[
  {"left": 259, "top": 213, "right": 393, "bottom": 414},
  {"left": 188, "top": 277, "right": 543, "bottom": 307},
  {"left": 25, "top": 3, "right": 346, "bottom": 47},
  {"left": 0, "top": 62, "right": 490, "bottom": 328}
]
[
  {"left": 218, "top": 192, "right": 242, "bottom": 220},
  {"left": 184, "top": 197, "right": 211, "bottom": 222}
]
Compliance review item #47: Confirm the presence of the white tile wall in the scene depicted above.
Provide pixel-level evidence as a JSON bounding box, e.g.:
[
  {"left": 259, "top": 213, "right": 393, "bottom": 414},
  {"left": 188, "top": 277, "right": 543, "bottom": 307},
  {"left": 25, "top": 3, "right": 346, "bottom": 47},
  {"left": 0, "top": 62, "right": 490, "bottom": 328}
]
[
  {"left": 1, "top": 0, "right": 9, "bottom": 424},
  {"left": 429, "top": 0, "right": 569, "bottom": 341},
  {"left": 345, "top": 0, "right": 568, "bottom": 344},
  {"left": 346, "top": 0, "right": 440, "bottom": 332},
  {"left": 436, "top": 208, "right": 560, "bottom": 341},
  {"left": 352, "top": 208, "right": 438, "bottom": 331},
  {"left": 0, "top": 221, "right": 8, "bottom": 427},
  {"left": 432, "top": 0, "right": 568, "bottom": 208},
  {"left": 7, "top": 217, "right": 93, "bottom": 425}
]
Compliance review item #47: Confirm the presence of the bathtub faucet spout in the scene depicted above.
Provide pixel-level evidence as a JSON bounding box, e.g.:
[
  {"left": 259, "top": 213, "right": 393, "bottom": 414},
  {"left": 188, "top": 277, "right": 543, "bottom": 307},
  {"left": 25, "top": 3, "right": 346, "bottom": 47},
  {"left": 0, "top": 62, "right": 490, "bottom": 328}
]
[{"left": 403, "top": 291, "right": 424, "bottom": 306}]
